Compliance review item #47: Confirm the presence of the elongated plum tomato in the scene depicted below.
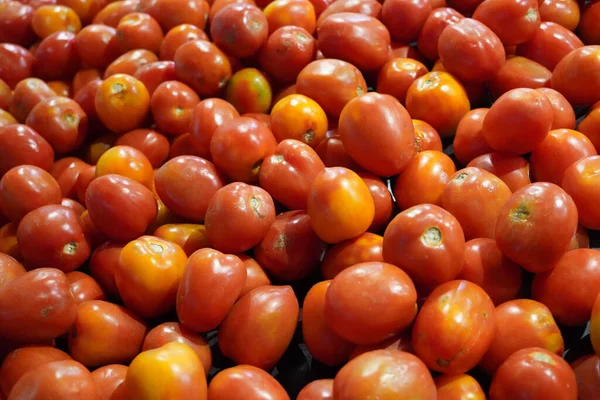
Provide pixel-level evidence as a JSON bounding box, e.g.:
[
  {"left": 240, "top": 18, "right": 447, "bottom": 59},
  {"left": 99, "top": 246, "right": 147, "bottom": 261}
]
[
  {"left": 218, "top": 285, "right": 299, "bottom": 370},
  {"left": 551, "top": 46, "right": 600, "bottom": 107},
  {"left": 334, "top": 350, "right": 437, "bottom": 400},
  {"left": 472, "top": 0, "right": 540, "bottom": 45},
  {"left": 338, "top": 93, "right": 414, "bottom": 177},
  {"left": 495, "top": 182, "right": 578, "bottom": 272},
  {"left": 482, "top": 88, "right": 553, "bottom": 154},
  {"left": 176, "top": 248, "right": 246, "bottom": 332},
  {"left": 117, "top": 236, "right": 187, "bottom": 319},
  {"left": 307, "top": 167, "right": 374, "bottom": 243},
  {"left": 125, "top": 342, "right": 207, "bottom": 400},
  {"left": 417, "top": 7, "right": 464, "bottom": 61},
  {"left": 208, "top": 365, "right": 290, "bottom": 400},
  {"left": 516, "top": 22, "right": 583, "bottom": 71},
  {"left": 412, "top": 280, "right": 496, "bottom": 374}
]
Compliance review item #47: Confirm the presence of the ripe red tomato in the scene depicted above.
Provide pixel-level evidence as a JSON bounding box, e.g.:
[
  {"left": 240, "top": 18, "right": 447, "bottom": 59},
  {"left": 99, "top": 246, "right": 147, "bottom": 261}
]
[
  {"left": 159, "top": 24, "right": 208, "bottom": 61},
  {"left": 0, "top": 2, "right": 36, "bottom": 47},
  {"left": 383, "top": 204, "right": 465, "bottom": 291},
  {"left": 538, "top": 0, "right": 580, "bottom": 32},
  {"left": 467, "top": 152, "right": 531, "bottom": 192},
  {"left": 91, "top": 364, "right": 128, "bottom": 400},
  {"left": 489, "top": 348, "right": 577, "bottom": 400},
  {"left": 150, "top": 80, "right": 199, "bottom": 135},
  {"left": 0, "top": 44, "right": 34, "bottom": 90},
  {"left": 417, "top": 7, "right": 463, "bottom": 61},
  {"left": 552, "top": 45, "right": 600, "bottom": 106},
  {"left": 259, "top": 26, "right": 316, "bottom": 84},
  {"left": 297, "top": 379, "right": 333, "bottom": 400},
  {"left": 189, "top": 98, "right": 239, "bottom": 158},
  {"left": 488, "top": 56, "right": 552, "bottom": 99},
  {"left": 320, "top": 232, "right": 384, "bottom": 279},
  {"left": 237, "top": 255, "right": 271, "bottom": 297},
  {"left": 435, "top": 374, "right": 486, "bottom": 400},
  {"left": 412, "top": 280, "right": 496, "bottom": 374},
  {"left": 562, "top": 155, "right": 600, "bottom": 229},
  {"left": 572, "top": 355, "right": 600, "bottom": 399},
  {"left": 9, "top": 78, "right": 55, "bottom": 123},
  {"left": 536, "top": 87, "right": 576, "bottom": 130},
  {"left": 578, "top": 1, "right": 600, "bottom": 45},
  {"left": 74, "top": 24, "right": 119, "bottom": 69},
  {"left": 316, "top": 0, "right": 381, "bottom": 28},
  {"left": 218, "top": 285, "right": 299, "bottom": 370},
  {"left": 66, "top": 271, "right": 106, "bottom": 304},
  {"left": 472, "top": 0, "right": 540, "bottom": 45},
  {"left": 210, "top": 4, "right": 268, "bottom": 59},
  {"left": 334, "top": 350, "right": 437, "bottom": 400},
  {"left": 516, "top": 21, "right": 583, "bottom": 70},
  {"left": 481, "top": 299, "right": 563, "bottom": 373},
  {"left": 453, "top": 108, "right": 492, "bottom": 166},
  {"left": 88, "top": 241, "right": 122, "bottom": 297},
  {"left": 208, "top": 365, "right": 290, "bottom": 400},
  {"left": 495, "top": 182, "right": 578, "bottom": 272},
  {"left": 381, "top": 0, "right": 431, "bottom": 43}
]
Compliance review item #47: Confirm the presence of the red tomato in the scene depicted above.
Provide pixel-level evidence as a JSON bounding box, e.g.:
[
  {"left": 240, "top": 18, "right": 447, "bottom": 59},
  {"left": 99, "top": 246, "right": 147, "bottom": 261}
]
[
  {"left": 218, "top": 285, "right": 299, "bottom": 370},
  {"left": 91, "top": 364, "right": 128, "bottom": 400},
  {"left": 334, "top": 350, "right": 436, "bottom": 400},
  {"left": 88, "top": 241, "right": 122, "bottom": 297},
  {"left": 74, "top": 24, "right": 120, "bottom": 69},
  {"left": 562, "top": 155, "right": 600, "bottom": 229},
  {"left": 259, "top": 26, "right": 316, "bottom": 84},
  {"left": 536, "top": 87, "right": 576, "bottom": 130},
  {"left": 417, "top": 7, "right": 464, "bottom": 61},
  {"left": 66, "top": 271, "right": 106, "bottom": 304},
  {"left": 141, "top": 0, "right": 209, "bottom": 32},
  {"left": 572, "top": 355, "right": 600, "bottom": 399},
  {"left": 114, "top": 129, "right": 170, "bottom": 168},
  {"left": 33, "top": 31, "right": 81, "bottom": 81},
  {"left": 552, "top": 45, "right": 600, "bottom": 107},
  {"left": 264, "top": 0, "right": 316, "bottom": 34},
  {"left": 413, "top": 119, "right": 442, "bottom": 153},
  {"left": 488, "top": 56, "right": 551, "bottom": 99},
  {"left": 489, "top": 348, "right": 577, "bottom": 400},
  {"left": 495, "top": 182, "right": 578, "bottom": 272},
  {"left": 237, "top": 254, "right": 271, "bottom": 297},
  {"left": 315, "top": 135, "right": 361, "bottom": 170},
  {"left": 538, "top": 0, "right": 580, "bottom": 32},
  {"left": 189, "top": 98, "right": 239, "bottom": 158},
  {"left": 0, "top": 44, "right": 34, "bottom": 90},
  {"left": 159, "top": 24, "right": 208, "bottom": 61},
  {"left": 467, "top": 152, "right": 531, "bottom": 192},
  {"left": 381, "top": 0, "right": 431, "bottom": 43},
  {"left": 9, "top": 78, "right": 55, "bottom": 123},
  {"left": 208, "top": 365, "right": 290, "bottom": 400},
  {"left": 516, "top": 21, "right": 583, "bottom": 70},
  {"left": 578, "top": 1, "right": 600, "bottom": 45},
  {"left": 321, "top": 232, "right": 383, "bottom": 279},
  {"left": 0, "top": 2, "right": 36, "bottom": 46},
  {"left": 481, "top": 299, "right": 563, "bottom": 373},
  {"left": 472, "top": 0, "right": 540, "bottom": 45},
  {"left": 210, "top": 4, "right": 268, "bottom": 59},
  {"left": 412, "top": 280, "right": 496, "bottom": 374},
  {"left": 452, "top": 108, "right": 492, "bottom": 166},
  {"left": 297, "top": 379, "right": 333, "bottom": 400},
  {"left": 435, "top": 374, "right": 486, "bottom": 400},
  {"left": 0, "top": 253, "right": 25, "bottom": 288},
  {"left": 150, "top": 80, "right": 199, "bottom": 135},
  {"left": 377, "top": 58, "right": 428, "bottom": 106},
  {"left": 357, "top": 172, "right": 393, "bottom": 232}
]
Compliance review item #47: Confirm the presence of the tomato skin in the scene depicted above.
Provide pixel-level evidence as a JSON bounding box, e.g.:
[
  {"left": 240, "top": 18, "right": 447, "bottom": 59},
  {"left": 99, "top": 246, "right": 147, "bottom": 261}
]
[
  {"left": 406, "top": 71, "right": 470, "bottom": 137},
  {"left": 225, "top": 68, "right": 272, "bottom": 115},
  {"left": 68, "top": 300, "right": 147, "bottom": 367},
  {"left": 91, "top": 364, "right": 128, "bottom": 400},
  {"left": 114, "top": 129, "right": 169, "bottom": 169},
  {"left": 552, "top": 45, "right": 600, "bottom": 107},
  {"left": 0, "top": 268, "right": 77, "bottom": 343},
  {"left": 325, "top": 262, "right": 417, "bottom": 345},
  {"left": 95, "top": 74, "right": 150, "bottom": 134},
  {"left": 489, "top": 348, "right": 577, "bottom": 400},
  {"left": 297, "top": 379, "right": 333, "bottom": 400},
  {"left": 482, "top": 88, "right": 553, "bottom": 154},
  {"left": 142, "top": 322, "right": 211, "bottom": 376},
  {"left": 412, "top": 119, "right": 442, "bottom": 153},
  {"left": 321, "top": 232, "right": 383, "bottom": 279},
  {"left": 85, "top": 175, "right": 157, "bottom": 242},
  {"left": 154, "top": 156, "right": 224, "bottom": 222},
  {"left": 160, "top": 24, "right": 207, "bottom": 61},
  {"left": 307, "top": 167, "right": 374, "bottom": 243},
  {"left": 472, "top": 0, "right": 540, "bottom": 46},
  {"left": 302, "top": 281, "right": 354, "bottom": 366},
  {"left": 413, "top": 280, "right": 496, "bottom": 374},
  {"left": 435, "top": 374, "right": 486, "bottom": 400},
  {"left": 339, "top": 93, "right": 414, "bottom": 176},
  {"left": 32, "top": 5, "right": 81, "bottom": 38},
  {"left": 17, "top": 204, "right": 90, "bottom": 272},
  {"left": 488, "top": 56, "right": 551, "bottom": 99},
  {"left": 536, "top": 87, "right": 576, "bottom": 130},
  {"left": 205, "top": 183, "right": 276, "bottom": 253},
  {"left": 7, "top": 359, "right": 100, "bottom": 400},
  {"left": 88, "top": 241, "right": 122, "bottom": 297},
  {"left": 0, "top": 253, "right": 25, "bottom": 288},
  {"left": 468, "top": 152, "right": 531, "bottom": 192},
  {"left": 176, "top": 248, "right": 246, "bottom": 332},
  {"left": 495, "top": 182, "right": 577, "bottom": 272},
  {"left": 592, "top": 293, "right": 600, "bottom": 355},
  {"left": 264, "top": 0, "right": 315, "bottom": 34},
  {"left": 218, "top": 285, "right": 299, "bottom": 370},
  {"left": 481, "top": 299, "right": 563, "bottom": 373},
  {"left": 562, "top": 155, "right": 600, "bottom": 229},
  {"left": 117, "top": 236, "right": 187, "bottom": 319},
  {"left": 417, "top": 7, "right": 464, "bottom": 61},
  {"left": 0, "top": 44, "right": 34, "bottom": 90},
  {"left": 50, "top": 157, "right": 88, "bottom": 199},
  {"left": 380, "top": 0, "right": 431, "bottom": 44},
  {"left": 9, "top": 78, "right": 55, "bottom": 123},
  {"left": 153, "top": 224, "right": 209, "bottom": 257},
  {"left": 142, "top": 0, "right": 210, "bottom": 32},
  {"left": 0, "top": 345, "right": 71, "bottom": 397},
  {"left": 238, "top": 254, "right": 271, "bottom": 296},
  {"left": 334, "top": 350, "right": 437, "bottom": 400},
  {"left": 124, "top": 342, "right": 207, "bottom": 400},
  {"left": 572, "top": 355, "right": 600, "bottom": 399},
  {"left": 66, "top": 271, "right": 106, "bottom": 304},
  {"left": 357, "top": 173, "right": 393, "bottom": 232},
  {"left": 74, "top": 24, "right": 119, "bottom": 70},
  {"left": 539, "top": 0, "right": 580, "bottom": 32},
  {"left": 452, "top": 108, "right": 491, "bottom": 166},
  {"left": 96, "top": 145, "right": 153, "bottom": 188},
  {"left": 516, "top": 21, "right": 583, "bottom": 70},
  {"left": 105, "top": 49, "right": 159, "bottom": 78},
  {"left": 210, "top": 4, "right": 268, "bottom": 59},
  {"left": 0, "top": 165, "right": 62, "bottom": 222},
  {"left": 115, "top": 12, "right": 163, "bottom": 55},
  {"left": 132, "top": 61, "right": 177, "bottom": 97},
  {"left": 578, "top": 1, "right": 600, "bottom": 45},
  {"left": 33, "top": 31, "right": 81, "bottom": 81},
  {"left": 296, "top": 59, "right": 367, "bottom": 118},
  {"left": 394, "top": 151, "right": 455, "bottom": 210},
  {"left": 442, "top": 167, "right": 512, "bottom": 240},
  {"left": 0, "top": 2, "right": 36, "bottom": 46},
  {"left": 150, "top": 80, "right": 200, "bottom": 136},
  {"left": 208, "top": 365, "right": 290, "bottom": 400},
  {"left": 377, "top": 58, "right": 428, "bottom": 106},
  {"left": 316, "top": 0, "right": 380, "bottom": 27}
]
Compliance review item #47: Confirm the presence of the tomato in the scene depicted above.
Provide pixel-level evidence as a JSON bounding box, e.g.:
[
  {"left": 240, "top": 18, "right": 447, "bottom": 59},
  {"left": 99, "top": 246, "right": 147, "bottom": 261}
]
[
  {"left": 0, "top": 44, "right": 33, "bottom": 90},
  {"left": 169, "top": 133, "right": 202, "bottom": 158},
  {"left": 579, "top": 101, "right": 600, "bottom": 151},
  {"left": 296, "top": 59, "right": 367, "bottom": 118},
  {"left": 85, "top": 175, "right": 157, "bottom": 241},
  {"left": 7, "top": 360, "right": 100, "bottom": 400},
  {"left": 350, "top": 333, "right": 414, "bottom": 360},
  {"left": 115, "top": 12, "right": 163, "bottom": 54},
  {"left": 208, "top": 0, "right": 256, "bottom": 21},
  {"left": 92, "top": 0, "right": 138, "bottom": 27},
  {"left": 149, "top": 82, "right": 199, "bottom": 136},
  {"left": 218, "top": 285, "right": 299, "bottom": 370},
  {"left": 142, "top": 322, "right": 211, "bottom": 375},
  {"left": 33, "top": 31, "right": 81, "bottom": 81},
  {"left": 393, "top": 150, "right": 456, "bottom": 210},
  {"left": 482, "top": 88, "right": 553, "bottom": 154},
  {"left": 134, "top": 61, "right": 178, "bottom": 96},
  {"left": 406, "top": 71, "right": 470, "bottom": 137},
  {"left": 68, "top": 300, "right": 146, "bottom": 367},
  {"left": 9, "top": 78, "right": 55, "bottom": 123},
  {"left": 0, "top": 226, "right": 22, "bottom": 262},
  {"left": 297, "top": 379, "right": 333, "bottom": 400},
  {"left": 516, "top": 21, "right": 583, "bottom": 70},
  {"left": 117, "top": 235, "right": 186, "bottom": 318},
  {"left": 31, "top": 5, "right": 81, "bottom": 38},
  {"left": 376, "top": 58, "right": 428, "bottom": 106},
  {"left": 208, "top": 365, "right": 290, "bottom": 400},
  {"left": 481, "top": 299, "right": 563, "bottom": 373},
  {"left": 225, "top": 68, "right": 272, "bottom": 115},
  {"left": 495, "top": 182, "right": 578, "bottom": 272},
  {"left": 552, "top": 45, "right": 600, "bottom": 107},
  {"left": 205, "top": 183, "right": 276, "bottom": 253},
  {"left": 562, "top": 155, "right": 600, "bottom": 229},
  {"left": 467, "top": 152, "right": 531, "bottom": 192},
  {"left": 334, "top": 350, "right": 436, "bottom": 400},
  {"left": 321, "top": 232, "right": 383, "bottom": 279},
  {"left": 489, "top": 348, "right": 577, "bottom": 400},
  {"left": 417, "top": 7, "right": 464, "bottom": 61},
  {"left": 593, "top": 293, "right": 600, "bottom": 355},
  {"left": 302, "top": 281, "right": 354, "bottom": 366},
  {"left": 413, "top": 280, "right": 495, "bottom": 374},
  {"left": 0, "top": 345, "right": 71, "bottom": 398},
  {"left": 0, "top": 110, "right": 17, "bottom": 129},
  {"left": 380, "top": 0, "right": 431, "bottom": 44},
  {"left": 572, "top": 355, "right": 600, "bottom": 399},
  {"left": 235, "top": 255, "right": 269, "bottom": 296},
  {"left": 74, "top": 24, "right": 120, "bottom": 69},
  {"left": 578, "top": 1, "right": 600, "bottom": 45},
  {"left": 0, "top": 79, "right": 11, "bottom": 110},
  {"left": 210, "top": 4, "right": 268, "bottom": 59},
  {"left": 91, "top": 364, "right": 128, "bottom": 400},
  {"left": 488, "top": 56, "right": 551, "bottom": 99},
  {"left": 124, "top": 342, "right": 207, "bottom": 400},
  {"left": 355, "top": 173, "right": 392, "bottom": 232},
  {"left": 472, "top": 0, "right": 540, "bottom": 46},
  {"left": 452, "top": 109, "right": 491, "bottom": 166},
  {"left": 0, "top": 2, "right": 36, "bottom": 46},
  {"left": 88, "top": 241, "right": 122, "bottom": 297},
  {"left": 317, "top": 13, "right": 390, "bottom": 71},
  {"left": 539, "top": 0, "right": 579, "bottom": 32},
  {"left": 57, "top": 0, "right": 108, "bottom": 25},
  {"left": 105, "top": 50, "right": 159, "bottom": 78},
  {"left": 0, "top": 268, "right": 77, "bottom": 342},
  {"left": 159, "top": 24, "right": 208, "bottom": 61},
  {"left": 114, "top": 129, "right": 169, "bottom": 168},
  {"left": 174, "top": 40, "right": 232, "bottom": 97},
  {"left": 47, "top": 80, "right": 71, "bottom": 97},
  {"left": 435, "top": 374, "right": 486, "bottom": 400},
  {"left": 72, "top": 68, "right": 101, "bottom": 95},
  {"left": 259, "top": 26, "right": 316, "bottom": 85},
  {"left": 189, "top": 98, "right": 239, "bottom": 158},
  {"left": 95, "top": 145, "right": 153, "bottom": 188},
  {"left": 264, "top": 0, "right": 316, "bottom": 34},
  {"left": 316, "top": 0, "right": 381, "bottom": 27},
  {"left": 0, "top": 125, "right": 54, "bottom": 177},
  {"left": 269, "top": 94, "right": 326, "bottom": 148},
  {"left": 95, "top": 74, "right": 150, "bottom": 133},
  {"left": 339, "top": 93, "right": 414, "bottom": 176},
  {"left": 314, "top": 134, "right": 360, "bottom": 170},
  {"left": 412, "top": 120, "right": 442, "bottom": 153},
  {"left": 536, "top": 87, "right": 576, "bottom": 130},
  {"left": 66, "top": 271, "right": 106, "bottom": 304}
]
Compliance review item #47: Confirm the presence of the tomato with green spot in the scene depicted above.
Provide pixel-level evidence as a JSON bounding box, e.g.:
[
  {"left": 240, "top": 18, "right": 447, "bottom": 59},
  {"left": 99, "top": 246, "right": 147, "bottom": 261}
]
[{"left": 225, "top": 68, "right": 272, "bottom": 115}]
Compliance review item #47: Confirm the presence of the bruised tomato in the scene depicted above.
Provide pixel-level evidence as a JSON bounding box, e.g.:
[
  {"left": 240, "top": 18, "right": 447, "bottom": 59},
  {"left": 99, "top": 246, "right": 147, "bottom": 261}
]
[
  {"left": 210, "top": 4, "right": 268, "bottom": 59},
  {"left": 259, "top": 26, "right": 316, "bottom": 84}
]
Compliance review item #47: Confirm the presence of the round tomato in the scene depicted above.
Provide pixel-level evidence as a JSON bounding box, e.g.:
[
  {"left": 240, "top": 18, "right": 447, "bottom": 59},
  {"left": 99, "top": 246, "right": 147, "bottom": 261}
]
[
  {"left": 435, "top": 374, "right": 485, "bottom": 400},
  {"left": 472, "top": 0, "right": 540, "bottom": 45},
  {"left": 208, "top": 365, "right": 289, "bottom": 400}
]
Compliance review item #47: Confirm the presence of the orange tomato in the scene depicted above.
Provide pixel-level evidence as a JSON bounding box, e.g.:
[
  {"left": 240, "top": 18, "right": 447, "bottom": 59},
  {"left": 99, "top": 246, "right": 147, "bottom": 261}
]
[
  {"left": 435, "top": 374, "right": 486, "bottom": 400},
  {"left": 320, "top": 232, "right": 384, "bottom": 279},
  {"left": 95, "top": 74, "right": 150, "bottom": 133},
  {"left": 95, "top": 145, "right": 154, "bottom": 187},
  {"left": 270, "top": 94, "right": 328, "bottom": 148}
]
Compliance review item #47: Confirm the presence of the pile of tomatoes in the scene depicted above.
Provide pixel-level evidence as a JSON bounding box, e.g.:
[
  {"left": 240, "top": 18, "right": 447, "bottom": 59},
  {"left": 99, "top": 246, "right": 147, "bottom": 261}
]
[{"left": 1, "top": 0, "right": 600, "bottom": 398}]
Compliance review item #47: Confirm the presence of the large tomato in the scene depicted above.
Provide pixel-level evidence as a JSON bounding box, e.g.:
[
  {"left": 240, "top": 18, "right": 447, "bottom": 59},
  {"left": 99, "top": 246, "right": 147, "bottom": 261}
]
[{"left": 551, "top": 45, "right": 600, "bottom": 106}]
